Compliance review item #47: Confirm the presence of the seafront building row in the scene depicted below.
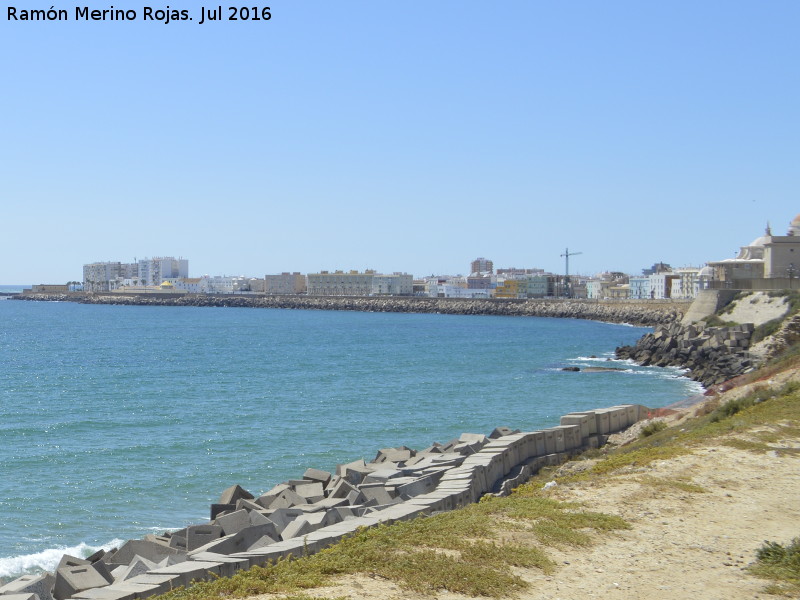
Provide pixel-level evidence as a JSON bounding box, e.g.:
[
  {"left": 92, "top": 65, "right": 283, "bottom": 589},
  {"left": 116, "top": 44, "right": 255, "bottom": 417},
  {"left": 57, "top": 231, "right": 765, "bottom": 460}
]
[{"left": 26, "top": 214, "right": 800, "bottom": 300}]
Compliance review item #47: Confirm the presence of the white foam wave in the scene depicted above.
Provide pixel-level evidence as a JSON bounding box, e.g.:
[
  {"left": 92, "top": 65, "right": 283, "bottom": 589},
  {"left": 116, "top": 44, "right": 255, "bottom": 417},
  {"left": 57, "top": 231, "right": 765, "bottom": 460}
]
[
  {"left": 0, "top": 539, "right": 124, "bottom": 578},
  {"left": 573, "top": 355, "right": 618, "bottom": 362}
]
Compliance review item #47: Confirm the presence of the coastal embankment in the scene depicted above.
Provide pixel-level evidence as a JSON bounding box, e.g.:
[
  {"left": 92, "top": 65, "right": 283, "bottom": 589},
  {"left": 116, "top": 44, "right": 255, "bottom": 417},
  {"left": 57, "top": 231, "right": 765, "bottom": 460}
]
[
  {"left": 13, "top": 294, "right": 688, "bottom": 327},
  {"left": 0, "top": 404, "right": 650, "bottom": 600},
  {"left": 615, "top": 320, "right": 757, "bottom": 387}
]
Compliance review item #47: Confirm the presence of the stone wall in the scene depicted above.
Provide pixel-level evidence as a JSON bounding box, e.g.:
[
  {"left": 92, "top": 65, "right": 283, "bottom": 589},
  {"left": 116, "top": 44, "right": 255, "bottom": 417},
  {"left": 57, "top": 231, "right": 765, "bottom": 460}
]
[
  {"left": 0, "top": 404, "right": 648, "bottom": 600},
  {"left": 14, "top": 294, "right": 688, "bottom": 326}
]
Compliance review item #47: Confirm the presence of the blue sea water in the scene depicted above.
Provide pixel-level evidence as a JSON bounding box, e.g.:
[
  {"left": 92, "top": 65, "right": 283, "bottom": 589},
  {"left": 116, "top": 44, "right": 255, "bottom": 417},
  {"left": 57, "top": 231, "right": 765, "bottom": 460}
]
[{"left": 0, "top": 299, "right": 702, "bottom": 579}]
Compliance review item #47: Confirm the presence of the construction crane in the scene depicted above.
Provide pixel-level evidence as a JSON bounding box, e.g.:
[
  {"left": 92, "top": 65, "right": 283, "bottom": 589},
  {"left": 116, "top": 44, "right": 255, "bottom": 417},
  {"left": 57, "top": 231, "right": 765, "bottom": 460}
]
[{"left": 560, "top": 248, "right": 583, "bottom": 298}]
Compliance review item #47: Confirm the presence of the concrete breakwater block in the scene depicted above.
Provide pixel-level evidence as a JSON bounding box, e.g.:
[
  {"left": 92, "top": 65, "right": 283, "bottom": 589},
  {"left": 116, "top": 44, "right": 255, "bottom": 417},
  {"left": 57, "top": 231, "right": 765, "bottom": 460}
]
[
  {"left": 54, "top": 562, "right": 114, "bottom": 600},
  {"left": 36, "top": 408, "right": 654, "bottom": 600},
  {"left": 146, "top": 561, "right": 223, "bottom": 588},
  {"left": 190, "top": 523, "right": 278, "bottom": 555},
  {"left": 303, "top": 468, "right": 332, "bottom": 486},
  {"left": 184, "top": 553, "right": 249, "bottom": 578},
  {"left": 559, "top": 414, "right": 592, "bottom": 440},
  {"left": 218, "top": 485, "right": 254, "bottom": 505},
  {"left": 0, "top": 574, "right": 55, "bottom": 600},
  {"left": 108, "top": 540, "right": 185, "bottom": 566},
  {"left": 374, "top": 447, "right": 414, "bottom": 464},
  {"left": 111, "top": 555, "right": 158, "bottom": 582}
]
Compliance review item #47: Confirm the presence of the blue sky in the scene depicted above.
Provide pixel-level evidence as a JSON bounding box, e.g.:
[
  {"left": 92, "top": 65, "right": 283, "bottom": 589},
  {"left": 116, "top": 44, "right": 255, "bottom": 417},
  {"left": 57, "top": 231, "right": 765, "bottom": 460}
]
[{"left": 2, "top": 1, "right": 798, "bottom": 284}]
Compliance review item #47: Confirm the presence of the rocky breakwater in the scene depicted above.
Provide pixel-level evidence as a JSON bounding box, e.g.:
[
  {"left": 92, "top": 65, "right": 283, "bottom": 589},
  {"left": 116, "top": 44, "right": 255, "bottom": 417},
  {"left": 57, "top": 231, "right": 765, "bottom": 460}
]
[
  {"left": 0, "top": 404, "right": 649, "bottom": 600},
  {"left": 17, "top": 294, "right": 688, "bottom": 327},
  {"left": 615, "top": 321, "right": 758, "bottom": 387}
]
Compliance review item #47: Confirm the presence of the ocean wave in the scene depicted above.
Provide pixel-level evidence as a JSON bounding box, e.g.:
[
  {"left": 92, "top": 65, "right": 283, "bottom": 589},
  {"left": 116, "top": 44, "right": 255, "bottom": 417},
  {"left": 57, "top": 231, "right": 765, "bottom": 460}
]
[
  {"left": 572, "top": 354, "right": 618, "bottom": 362},
  {"left": 0, "top": 539, "right": 124, "bottom": 579}
]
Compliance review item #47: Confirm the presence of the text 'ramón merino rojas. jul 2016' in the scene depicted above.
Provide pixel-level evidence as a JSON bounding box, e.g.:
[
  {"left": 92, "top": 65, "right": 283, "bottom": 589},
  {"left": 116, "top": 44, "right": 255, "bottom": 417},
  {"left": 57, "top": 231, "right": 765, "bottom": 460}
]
[{"left": 6, "top": 5, "right": 272, "bottom": 25}]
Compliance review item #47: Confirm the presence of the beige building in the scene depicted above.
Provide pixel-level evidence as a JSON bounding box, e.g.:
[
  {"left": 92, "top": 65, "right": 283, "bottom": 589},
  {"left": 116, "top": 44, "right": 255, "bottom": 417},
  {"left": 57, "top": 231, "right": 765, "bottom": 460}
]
[
  {"left": 307, "top": 270, "right": 375, "bottom": 296},
  {"left": 265, "top": 272, "right": 306, "bottom": 295},
  {"left": 709, "top": 216, "right": 800, "bottom": 285}
]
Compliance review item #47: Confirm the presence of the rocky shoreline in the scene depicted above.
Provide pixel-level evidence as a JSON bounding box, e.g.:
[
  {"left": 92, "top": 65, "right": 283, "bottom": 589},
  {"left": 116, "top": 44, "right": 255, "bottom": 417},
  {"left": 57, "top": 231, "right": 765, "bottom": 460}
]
[
  {"left": 12, "top": 293, "right": 688, "bottom": 327},
  {"left": 615, "top": 320, "right": 758, "bottom": 387}
]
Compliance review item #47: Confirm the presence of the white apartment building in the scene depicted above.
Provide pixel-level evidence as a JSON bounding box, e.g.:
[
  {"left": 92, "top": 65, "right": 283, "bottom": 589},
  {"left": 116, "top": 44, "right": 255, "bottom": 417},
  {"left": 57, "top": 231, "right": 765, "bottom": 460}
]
[
  {"left": 628, "top": 277, "right": 651, "bottom": 300},
  {"left": 371, "top": 273, "right": 413, "bottom": 296},
  {"left": 138, "top": 257, "right": 189, "bottom": 286},
  {"left": 203, "top": 275, "right": 251, "bottom": 294},
  {"left": 83, "top": 261, "right": 138, "bottom": 292},
  {"left": 169, "top": 277, "right": 204, "bottom": 293}
]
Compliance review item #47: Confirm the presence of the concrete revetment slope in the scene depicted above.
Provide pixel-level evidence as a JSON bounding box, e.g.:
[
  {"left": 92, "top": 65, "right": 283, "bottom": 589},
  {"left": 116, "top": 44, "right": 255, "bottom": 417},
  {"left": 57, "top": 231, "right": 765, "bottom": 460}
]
[{"left": 0, "top": 403, "right": 650, "bottom": 600}]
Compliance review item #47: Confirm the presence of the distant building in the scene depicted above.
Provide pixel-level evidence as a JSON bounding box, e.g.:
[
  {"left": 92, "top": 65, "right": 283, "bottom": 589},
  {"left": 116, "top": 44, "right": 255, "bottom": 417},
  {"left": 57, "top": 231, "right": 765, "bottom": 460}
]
[
  {"left": 83, "top": 261, "right": 138, "bottom": 292},
  {"left": 203, "top": 275, "right": 251, "bottom": 294},
  {"left": 138, "top": 257, "right": 189, "bottom": 286},
  {"left": 467, "top": 275, "right": 493, "bottom": 290},
  {"left": 669, "top": 267, "right": 709, "bottom": 300},
  {"left": 439, "top": 285, "right": 492, "bottom": 298},
  {"left": 470, "top": 257, "right": 494, "bottom": 275},
  {"left": 495, "top": 279, "right": 528, "bottom": 298},
  {"left": 629, "top": 277, "right": 651, "bottom": 300},
  {"left": 307, "top": 270, "right": 374, "bottom": 296},
  {"left": 496, "top": 267, "right": 544, "bottom": 277},
  {"left": 648, "top": 271, "right": 680, "bottom": 299},
  {"left": 171, "top": 277, "right": 204, "bottom": 293},
  {"left": 371, "top": 273, "right": 413, "bottom": 296},
  {"left": 642, "top": 262, "right": 672, "bottom": 276},
  {"left": 265, "top": 272, "right": 306, "bottom": 295},
  {"left": 708, "top": 218, "right": 800, "bottom": 287},
  {"left": 528, "top": 275, "right": 555, "bottom": 298},
  {"left": 586, "top": 273, "right": 629, "bottom": 299}
]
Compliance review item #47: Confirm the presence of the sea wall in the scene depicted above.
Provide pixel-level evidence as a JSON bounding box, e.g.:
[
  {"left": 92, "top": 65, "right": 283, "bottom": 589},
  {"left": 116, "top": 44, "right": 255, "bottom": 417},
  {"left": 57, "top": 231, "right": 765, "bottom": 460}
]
[
  {"left": 615, "top": 321, "right": 758, "bottom": 387},
  {"left": 0, "top": 404, "right": 649, "bottom": 600},
  {"left": 13, "top": 294, "right": 688, "bottom": 326}
]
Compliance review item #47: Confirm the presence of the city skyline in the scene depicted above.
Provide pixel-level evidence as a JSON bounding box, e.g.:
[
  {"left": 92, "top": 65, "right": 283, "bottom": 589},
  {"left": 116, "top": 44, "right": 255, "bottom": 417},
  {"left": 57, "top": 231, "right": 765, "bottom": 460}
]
[{"left": 2, "top": 2, "right": 798, "bottom": 284}]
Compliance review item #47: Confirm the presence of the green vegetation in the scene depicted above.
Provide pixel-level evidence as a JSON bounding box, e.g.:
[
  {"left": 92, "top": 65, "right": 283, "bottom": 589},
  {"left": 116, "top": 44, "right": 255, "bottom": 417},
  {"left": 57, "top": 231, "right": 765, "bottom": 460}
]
[
  {"left": 639, "top": 420, "right": 667, "bottom": 438},
  {"left": 703, "top": 314, "right": 737, "bottom": 328},
  {"left": 753, "top": 317, "right": 785, "bottom": 343},
  {"left": 155, "top": 490, "right": 629, "bottom": 600},
  {"left": 750, "top": 538, "right": 800, "bottom": 596}
]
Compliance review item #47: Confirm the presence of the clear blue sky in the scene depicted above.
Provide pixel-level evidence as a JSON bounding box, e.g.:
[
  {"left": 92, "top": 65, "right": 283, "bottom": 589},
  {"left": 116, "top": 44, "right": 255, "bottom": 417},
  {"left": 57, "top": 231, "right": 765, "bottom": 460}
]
[{"left": 2, "top": 1, "right": 798, "bottom": 284}]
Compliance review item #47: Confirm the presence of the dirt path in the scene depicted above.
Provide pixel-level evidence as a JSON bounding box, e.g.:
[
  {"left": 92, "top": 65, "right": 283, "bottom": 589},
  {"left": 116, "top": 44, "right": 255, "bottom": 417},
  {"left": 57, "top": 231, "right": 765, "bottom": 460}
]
[{"left": 531, "top": 442, "right": 800, "bottom": 600}]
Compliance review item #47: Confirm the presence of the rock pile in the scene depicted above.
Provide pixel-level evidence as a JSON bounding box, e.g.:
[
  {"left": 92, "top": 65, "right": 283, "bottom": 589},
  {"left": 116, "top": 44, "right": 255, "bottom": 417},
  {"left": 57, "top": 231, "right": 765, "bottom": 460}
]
[
  {"left": 615, "top": 321, "right": 758, "bottom": 387},
  {"left": 0, "top": 404, "right": 648, "bottom": 600},
  {"left": 14, "top": 294, "right": 687, "bottom": 327}
]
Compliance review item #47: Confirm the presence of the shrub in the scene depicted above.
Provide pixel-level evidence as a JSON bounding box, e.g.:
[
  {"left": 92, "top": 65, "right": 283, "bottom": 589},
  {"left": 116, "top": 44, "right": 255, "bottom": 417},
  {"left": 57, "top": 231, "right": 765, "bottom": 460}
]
[
  {"left": 750, "top": 537, "right": 800, "bottom": 595},
  {"left": 639, "top": 421, "right": 667, "bottom": 438}
]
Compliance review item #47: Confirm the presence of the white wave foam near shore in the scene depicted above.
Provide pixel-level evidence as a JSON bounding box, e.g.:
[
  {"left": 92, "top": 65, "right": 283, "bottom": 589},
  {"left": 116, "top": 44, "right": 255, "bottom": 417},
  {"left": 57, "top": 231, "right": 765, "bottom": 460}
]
[{"left": 0, "top": 540, "right": 124, "bottom": 579}]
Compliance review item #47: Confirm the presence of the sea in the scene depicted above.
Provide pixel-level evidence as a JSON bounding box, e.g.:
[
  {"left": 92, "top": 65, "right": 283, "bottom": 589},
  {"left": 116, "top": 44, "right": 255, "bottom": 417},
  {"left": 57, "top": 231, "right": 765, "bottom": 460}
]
[{"left": 0, "top": 287, "right": 703, "bottom": 580}]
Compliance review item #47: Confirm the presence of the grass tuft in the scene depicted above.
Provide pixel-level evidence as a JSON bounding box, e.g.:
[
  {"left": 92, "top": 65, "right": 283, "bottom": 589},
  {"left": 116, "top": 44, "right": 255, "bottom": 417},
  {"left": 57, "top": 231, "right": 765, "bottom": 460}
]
[
  {"left": 640, "top": 420, "right": 667, "bottom": 438},
  {"left": 749, "top": 537, "right": 800, "bottom": 596}
]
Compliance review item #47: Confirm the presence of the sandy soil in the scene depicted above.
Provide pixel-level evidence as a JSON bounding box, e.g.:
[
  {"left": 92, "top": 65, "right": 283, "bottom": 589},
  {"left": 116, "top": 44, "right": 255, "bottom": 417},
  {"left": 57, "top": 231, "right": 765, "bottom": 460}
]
[
  {"left": 248, "top": 377, "right": 800, "bottom": 600},
  {"left": 724, "top": 292, "right": 790, "bottom": 328}
]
